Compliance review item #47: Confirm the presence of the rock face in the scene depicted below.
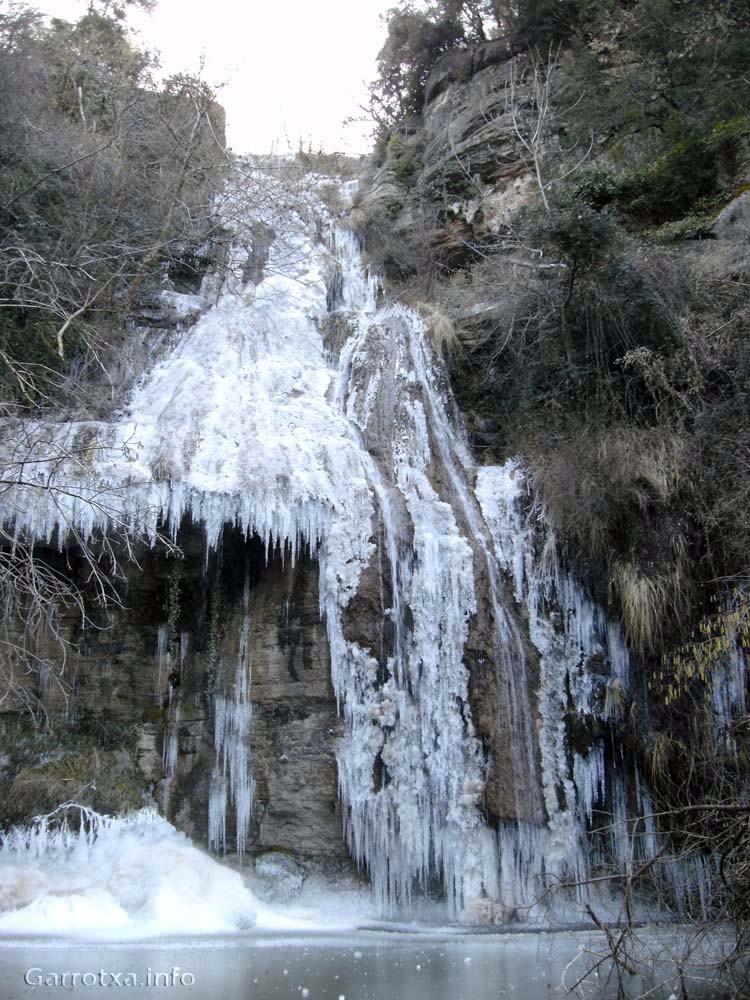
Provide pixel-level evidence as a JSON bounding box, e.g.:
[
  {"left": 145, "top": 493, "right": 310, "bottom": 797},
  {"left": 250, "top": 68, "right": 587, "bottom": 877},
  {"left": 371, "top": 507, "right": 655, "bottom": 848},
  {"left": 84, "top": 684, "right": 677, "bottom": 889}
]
[
  {"left": 424, "top": 34, "right": 529, "bottom": 105},
  {"left": 0, "top": 522, "right": 350, "bottom": 869},
  {"left": 357, "top": 46, "right": 538, "bottom": 272}
]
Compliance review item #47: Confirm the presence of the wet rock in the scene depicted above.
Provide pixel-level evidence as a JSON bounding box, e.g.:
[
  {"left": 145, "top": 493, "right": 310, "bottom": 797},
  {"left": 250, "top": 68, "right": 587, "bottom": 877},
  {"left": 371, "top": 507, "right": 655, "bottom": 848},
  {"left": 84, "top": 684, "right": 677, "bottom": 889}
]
[
  {"left": 0, "top": 525, "right": 347, "bottom": 864},
  {"left": 359, "top": 48, "right": 537, "bottom": 269}
]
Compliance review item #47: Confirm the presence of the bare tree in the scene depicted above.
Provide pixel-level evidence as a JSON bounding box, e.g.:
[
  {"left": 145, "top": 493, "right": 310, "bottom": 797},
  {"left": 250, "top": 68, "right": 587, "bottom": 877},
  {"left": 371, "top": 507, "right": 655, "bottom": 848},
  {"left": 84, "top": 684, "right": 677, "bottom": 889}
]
[{"left": 480, "top": 46, "right": 593, "bottom": 214}]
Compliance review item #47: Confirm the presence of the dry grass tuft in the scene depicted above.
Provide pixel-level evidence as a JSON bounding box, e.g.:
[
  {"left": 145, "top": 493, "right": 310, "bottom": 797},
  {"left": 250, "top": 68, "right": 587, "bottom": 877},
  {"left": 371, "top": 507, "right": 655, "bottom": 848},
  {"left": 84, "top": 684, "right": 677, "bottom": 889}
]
[
  {"left": 596, "top": 427, "right": 686, "bottom": 504},
  {"left": 524, "top": 425, "right": 694, "bottom": 653},
  {"left": 610, "top": 536, "right": 690, "bottom": 654},
  {"left": 415, "top": 301, "right": 462, "bottom": 357},
  {"left": 525, "top": 426, "right": 688, "bottom": 572}
]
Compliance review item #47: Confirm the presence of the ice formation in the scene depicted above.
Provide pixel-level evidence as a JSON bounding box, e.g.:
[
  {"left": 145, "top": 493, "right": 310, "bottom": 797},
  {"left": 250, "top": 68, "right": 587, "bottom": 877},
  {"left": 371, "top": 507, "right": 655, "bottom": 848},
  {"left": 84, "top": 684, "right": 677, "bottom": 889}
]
[
  {"left": 0, "top": 170, "right": 524, "bottom": 919},
  {"left": 0, "top": 805, "right": 304, "bottom": 937},
  {"left": 208, "top": 598, "right": 255, "bottom": 857},
  {"left": 476, "top": 461, "right": 727, "bottom": 920},
  {"left": 0, "top": 165, "right": 737, "bottom": 924}
]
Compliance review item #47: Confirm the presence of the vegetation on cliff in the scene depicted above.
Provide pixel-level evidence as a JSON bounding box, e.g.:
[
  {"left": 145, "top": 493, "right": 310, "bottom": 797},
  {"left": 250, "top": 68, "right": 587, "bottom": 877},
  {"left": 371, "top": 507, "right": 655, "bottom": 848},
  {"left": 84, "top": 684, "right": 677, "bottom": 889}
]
[
  {"left": 0, "top": 0, "right": 227, "bottom": 720},
  {"left": 361, "top": 0, "right": 750, "bottom": 964},
  {"left": 0, "top": 0, "right": 226, "bottom": 399}
]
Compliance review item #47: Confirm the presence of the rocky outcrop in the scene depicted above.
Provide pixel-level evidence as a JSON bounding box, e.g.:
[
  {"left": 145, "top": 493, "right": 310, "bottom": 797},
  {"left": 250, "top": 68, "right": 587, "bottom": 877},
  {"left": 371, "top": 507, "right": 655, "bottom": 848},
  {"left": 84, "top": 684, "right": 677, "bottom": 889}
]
[
  {"left": 424, "top": 33, "right": 529, "bottom": 105},
  {"left": 357, "top": 45, "right": 538, "bottom": 271},
  {"left": 712, "top": 189, "right": 750, "bottom": 240}
]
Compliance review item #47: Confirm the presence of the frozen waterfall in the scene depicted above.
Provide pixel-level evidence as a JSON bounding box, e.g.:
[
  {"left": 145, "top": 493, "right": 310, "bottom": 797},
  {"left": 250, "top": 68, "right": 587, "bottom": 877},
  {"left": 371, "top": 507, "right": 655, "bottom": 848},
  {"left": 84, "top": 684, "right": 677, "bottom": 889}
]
[{"left": 0, "top": 164, "right": 723, "bottom": 925}]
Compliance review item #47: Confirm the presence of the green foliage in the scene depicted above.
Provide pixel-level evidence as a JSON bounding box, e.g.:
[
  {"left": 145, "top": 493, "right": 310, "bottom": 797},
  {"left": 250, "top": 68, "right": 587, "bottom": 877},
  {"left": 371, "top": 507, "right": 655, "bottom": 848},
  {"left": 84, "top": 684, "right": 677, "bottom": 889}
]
[
  {"left": 366, "top": 8, "right": 465, "bottom": 136},
  {"left": 571, "top": 165, "right": 621, "bottom": 209},
  {"left": 385, "top": 1, "right": 511, "bottom": 45},
  {"left": 514, "top": 0, "right": 588, "bottom": 44},
  {"left": 384, "top": 195, "right": 405, "bottom": 219},
  {"left": 540, "top": 200, "right": 619, "bottom": 271},
  {"left": 43, "top": 11, "right": 151, "bottom": 129},
  {"left": 386, "top": 133, "right": 408, "bottom": 158},
  {"left": 438, "top": 0, "right": 510, "bottom": 41},
  {"left": 555, "top": 1, "right": 750, "bottom": 217},
  {"left": 620, "top": 135, "right": 718, "bottom": 222},
  {"left": 388, "top": 133, "right": 421, "bottom": 187},
  {"left": 564, "top": 115, "right": 749, "bottom": 235},
  {"left": 649, "top": 213, "right": 716, "bottom": 244}
]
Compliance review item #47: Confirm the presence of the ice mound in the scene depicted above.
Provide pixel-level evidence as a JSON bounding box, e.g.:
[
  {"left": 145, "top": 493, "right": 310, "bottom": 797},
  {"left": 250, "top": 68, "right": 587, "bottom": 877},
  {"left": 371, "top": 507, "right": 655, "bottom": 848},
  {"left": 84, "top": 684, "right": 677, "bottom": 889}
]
[{"left": 0, "top": 805, "right": 306, "bottom": 938}]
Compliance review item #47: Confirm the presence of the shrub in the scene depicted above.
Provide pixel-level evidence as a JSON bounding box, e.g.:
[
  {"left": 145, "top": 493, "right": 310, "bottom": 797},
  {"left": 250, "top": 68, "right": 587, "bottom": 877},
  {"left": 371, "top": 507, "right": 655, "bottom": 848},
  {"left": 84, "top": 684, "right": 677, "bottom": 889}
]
[
  {"left": 393, "top": 154, "right": 419, "bottom": 187},
  {"left": 571, "top": 165, "right": 622, "bottom": 209},
  {"left": 621, "top": 135, "right": 717, "bottom": 222},
  {"left": 649, "top": 212, "right": 716, "bottom": 244}
]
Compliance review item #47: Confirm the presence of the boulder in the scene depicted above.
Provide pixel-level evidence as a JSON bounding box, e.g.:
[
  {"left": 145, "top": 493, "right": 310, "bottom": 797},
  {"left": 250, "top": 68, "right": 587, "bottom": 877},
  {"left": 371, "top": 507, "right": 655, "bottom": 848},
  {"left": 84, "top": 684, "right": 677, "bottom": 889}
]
[
  {"left": 253, "top": 851, "right": 306, "bottom": 901},
  {"left": 712, "top": 190, "right": 750, "bottom": 241}
]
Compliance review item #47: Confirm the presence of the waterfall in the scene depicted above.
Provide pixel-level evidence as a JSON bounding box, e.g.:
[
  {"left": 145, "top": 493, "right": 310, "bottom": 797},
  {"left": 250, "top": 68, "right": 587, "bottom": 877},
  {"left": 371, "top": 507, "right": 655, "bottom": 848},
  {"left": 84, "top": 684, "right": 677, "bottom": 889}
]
[
  {"left": 323, "top": 223, "right": 546, "bottom": 916},
  {"left": 0, "top": 165, "right": 734, "bottom": 923}
]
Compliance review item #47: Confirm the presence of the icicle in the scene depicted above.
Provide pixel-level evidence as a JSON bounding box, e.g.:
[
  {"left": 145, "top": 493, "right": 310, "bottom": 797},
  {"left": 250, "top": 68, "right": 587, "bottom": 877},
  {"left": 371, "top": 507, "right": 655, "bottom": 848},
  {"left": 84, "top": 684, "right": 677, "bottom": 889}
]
[
  {"left": 711, "top": 641, "right": 747, "bottom": 752},
  {"left": 207, "top": 598, "right": 255, "bottom": 858}
]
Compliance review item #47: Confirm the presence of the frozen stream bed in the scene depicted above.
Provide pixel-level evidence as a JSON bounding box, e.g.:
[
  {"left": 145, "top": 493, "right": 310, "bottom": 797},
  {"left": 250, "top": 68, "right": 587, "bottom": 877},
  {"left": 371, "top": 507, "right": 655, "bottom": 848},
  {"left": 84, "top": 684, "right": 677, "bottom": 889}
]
[{"left": 0, "top": 927, "right": 728, "bottom": 1000}]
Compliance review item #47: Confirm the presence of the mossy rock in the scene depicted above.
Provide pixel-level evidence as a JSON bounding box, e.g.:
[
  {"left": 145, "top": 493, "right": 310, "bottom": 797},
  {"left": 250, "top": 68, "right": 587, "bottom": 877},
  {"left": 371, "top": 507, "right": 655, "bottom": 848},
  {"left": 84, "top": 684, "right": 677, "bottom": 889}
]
[{"left": 7, "top": 748, "right": 145, "bottom": 826}]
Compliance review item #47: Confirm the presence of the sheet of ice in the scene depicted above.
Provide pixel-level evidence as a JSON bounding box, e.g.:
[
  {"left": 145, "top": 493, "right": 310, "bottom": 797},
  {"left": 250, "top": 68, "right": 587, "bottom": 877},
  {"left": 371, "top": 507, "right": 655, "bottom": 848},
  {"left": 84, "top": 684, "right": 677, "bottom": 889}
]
[
  {"left": 0, "top": 927, "right": 730, "bottom": 1000},
  {"left": 0, "top": 177, "right": 373, "bottom": 560}
]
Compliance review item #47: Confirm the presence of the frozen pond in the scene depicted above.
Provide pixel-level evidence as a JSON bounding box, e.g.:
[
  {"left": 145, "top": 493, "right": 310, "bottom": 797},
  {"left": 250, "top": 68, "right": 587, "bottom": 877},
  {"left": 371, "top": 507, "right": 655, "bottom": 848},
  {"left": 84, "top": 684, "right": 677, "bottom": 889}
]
[{"left": 0, "top": 927, "right": 727, "bottom": 1000}]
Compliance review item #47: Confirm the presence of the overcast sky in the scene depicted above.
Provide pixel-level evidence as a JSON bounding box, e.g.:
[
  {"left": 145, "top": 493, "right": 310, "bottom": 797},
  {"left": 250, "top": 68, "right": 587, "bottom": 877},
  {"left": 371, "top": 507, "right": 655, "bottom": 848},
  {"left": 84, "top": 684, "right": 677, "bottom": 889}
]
[{"left": 33, "top": 0, "right": 391, "bottom": 154}]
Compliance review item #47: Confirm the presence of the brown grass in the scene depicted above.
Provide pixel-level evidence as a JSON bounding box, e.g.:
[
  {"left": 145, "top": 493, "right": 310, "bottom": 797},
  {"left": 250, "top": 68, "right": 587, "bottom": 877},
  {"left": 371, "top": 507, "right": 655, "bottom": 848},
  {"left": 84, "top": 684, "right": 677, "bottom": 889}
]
[
  {"left": 415, "top": 301, "right": 462, "bottom": 357},
  {"left": 525, "top": 425, "right": 693, "bottom": 652},
  {"left": 610, "top": 549, "right": 690, "bottom": 655}
]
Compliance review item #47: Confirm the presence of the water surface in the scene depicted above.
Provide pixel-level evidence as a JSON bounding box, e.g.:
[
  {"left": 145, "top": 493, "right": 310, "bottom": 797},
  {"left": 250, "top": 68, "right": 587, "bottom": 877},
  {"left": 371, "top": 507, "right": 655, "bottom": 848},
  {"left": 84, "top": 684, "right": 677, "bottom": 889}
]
[{"left": 0, "top": 927, "right": 724, "bottom": 1000}]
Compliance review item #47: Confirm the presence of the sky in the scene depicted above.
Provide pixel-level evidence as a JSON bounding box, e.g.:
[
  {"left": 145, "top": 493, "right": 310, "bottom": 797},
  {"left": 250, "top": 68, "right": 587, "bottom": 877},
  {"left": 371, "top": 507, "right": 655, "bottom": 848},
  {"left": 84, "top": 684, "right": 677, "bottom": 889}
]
[{"left": 32, "top": 0, "right": 392, "bottom": 154}]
